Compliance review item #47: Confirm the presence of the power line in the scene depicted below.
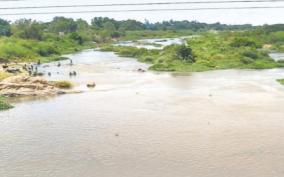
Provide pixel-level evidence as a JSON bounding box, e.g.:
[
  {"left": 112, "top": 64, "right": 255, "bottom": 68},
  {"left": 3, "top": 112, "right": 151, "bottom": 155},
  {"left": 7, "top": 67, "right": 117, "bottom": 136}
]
[
  {"left": 0, "top": 6, "right": 284, "bottom": 16},
  {"left": 0, "top": 0, "right": 284, "bottom": 10}
]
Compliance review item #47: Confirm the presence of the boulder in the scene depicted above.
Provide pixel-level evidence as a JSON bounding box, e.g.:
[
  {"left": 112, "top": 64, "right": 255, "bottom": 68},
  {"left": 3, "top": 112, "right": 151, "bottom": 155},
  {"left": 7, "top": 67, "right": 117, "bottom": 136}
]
[
  {"left": 87, "top": 82, "right": 96, "bottom": 88},
  {"left": 6, "top": 68, "right": 21, "bottom": 74},
  {"left": 137, "top": 68, "right": 146, "bottom": 72}
]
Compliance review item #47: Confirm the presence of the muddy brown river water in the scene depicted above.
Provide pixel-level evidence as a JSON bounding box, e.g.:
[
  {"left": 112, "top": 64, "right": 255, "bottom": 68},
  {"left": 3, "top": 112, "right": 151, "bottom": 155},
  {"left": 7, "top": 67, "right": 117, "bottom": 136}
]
[{"left": 1, "top": 50, "right": 284, "bottom": 177}]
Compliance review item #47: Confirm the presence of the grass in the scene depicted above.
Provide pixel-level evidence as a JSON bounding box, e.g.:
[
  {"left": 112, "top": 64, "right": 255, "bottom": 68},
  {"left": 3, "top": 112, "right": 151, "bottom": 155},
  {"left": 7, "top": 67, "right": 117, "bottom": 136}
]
[
  {"left": 0, "top": 35, "right": 95, "bottom": 64},
  {"left": 0, "top": 96, "right": 13, "bottom": 111},
  {"left": 277, "top": 79, "right": 284, "bottom": 85},
  {"left": 0, "top": 71, "right": 12, "bottom": 81},
  {"left": 50, "top": 81, "right": 73, "bottom": 89}
]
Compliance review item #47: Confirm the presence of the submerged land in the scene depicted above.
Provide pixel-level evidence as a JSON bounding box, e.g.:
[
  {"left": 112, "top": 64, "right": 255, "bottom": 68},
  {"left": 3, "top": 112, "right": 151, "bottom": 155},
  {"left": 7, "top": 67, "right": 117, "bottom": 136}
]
[{"left": 1, "top": 17, "right": 284, "bottom": 109}]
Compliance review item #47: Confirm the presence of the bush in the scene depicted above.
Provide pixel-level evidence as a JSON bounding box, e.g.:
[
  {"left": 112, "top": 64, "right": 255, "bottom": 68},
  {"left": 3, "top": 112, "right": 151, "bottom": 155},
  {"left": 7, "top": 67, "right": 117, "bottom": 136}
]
[
  {"left": 36, "top": 43, "right": 59, "bottom": 56},
  {"left": 230, "top": 37, "right": 258, "bottom": 48},
  {"left": 50, "top": 81, "right": 73, "bottom": 89},
  {"left": 143, "top": 56, "right": 154, "bottom": 62},
  {"left": 0, "top": 43, "right": 34, "bottom": 59},
  {"left": 241, "top": 57, "right": 254, "bottom": 64},
  {"left": 0, "top": 97, "right": 13, "bottom": 111},
  {"left": 176, "top": 45, "right": 195, "bottom": 62},
  {"left": 69, "top": 32, "right": 84, "bottom": 45},
  {"left": 162, "top": 45, "right": 195, "bottom": 63},
  {"left": 277, "top": 79, "right": 284, "bottom": 85},
  {"left": 242, "top": 51, "right": 258, "bottom": 59}
]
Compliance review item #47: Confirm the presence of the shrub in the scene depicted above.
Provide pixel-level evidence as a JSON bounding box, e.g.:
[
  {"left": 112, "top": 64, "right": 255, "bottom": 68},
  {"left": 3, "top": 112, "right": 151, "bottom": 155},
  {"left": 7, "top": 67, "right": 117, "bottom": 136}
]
[
  {"left": 50, "top": 81, "right": 73, "bottom": 89},
  {"left": 242, "top": 51, "right": 258, "bottom": 59},
  {"left": 143, "top": 56, "right": 154, "bottom": 62},
  {"left": 176, "top": 45, "right": 195, "bottom": 62},
  {"left": 230, "top": 37, "right": 258, "bottom": 48},
  {"left": 277, "top": 79, "right": 284, "bottom": 85},
  {"left": 0, "top": 97, "right": 13, "bottom": 111},
  {"left": 241, "top": 57, "right": 254, "bottom": 64},
  {"left": 36, "top": 43, "right": 59, "bottom": 56}
]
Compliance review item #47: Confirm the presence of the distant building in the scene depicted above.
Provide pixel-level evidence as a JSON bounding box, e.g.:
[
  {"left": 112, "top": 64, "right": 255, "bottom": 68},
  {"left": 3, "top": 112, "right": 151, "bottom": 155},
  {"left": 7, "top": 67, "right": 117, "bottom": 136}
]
[{"left": 59, "top": 32, "right": 65, "bottom": 36}]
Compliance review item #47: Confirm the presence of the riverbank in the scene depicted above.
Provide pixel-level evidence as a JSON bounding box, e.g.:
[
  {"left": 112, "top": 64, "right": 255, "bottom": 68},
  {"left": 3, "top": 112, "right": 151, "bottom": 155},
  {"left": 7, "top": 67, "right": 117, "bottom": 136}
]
[
  {"left": 101, "top": 45, "right": 284, "bottom": 72},
  {"left": 0, "top": 75, "right": 77, "bottom": 111},
  {"left": 101, "top": 30, "right": 284, "bottom": 72},
  {"left": 277, "top": 79, "right": 284, "bottom": 85}
]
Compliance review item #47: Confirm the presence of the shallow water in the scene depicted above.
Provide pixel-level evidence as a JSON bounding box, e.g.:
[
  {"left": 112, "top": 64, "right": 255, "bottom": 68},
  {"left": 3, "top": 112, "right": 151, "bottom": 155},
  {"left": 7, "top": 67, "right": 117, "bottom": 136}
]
[
  {"left": 115, "top": 37, "right": 186, "bottom": 49},
  {"left": 1, "top": 50, "right": 284, "bottom": 177},
  {"left": 269, "top": 52, "right": 284, "bottom": 61}
]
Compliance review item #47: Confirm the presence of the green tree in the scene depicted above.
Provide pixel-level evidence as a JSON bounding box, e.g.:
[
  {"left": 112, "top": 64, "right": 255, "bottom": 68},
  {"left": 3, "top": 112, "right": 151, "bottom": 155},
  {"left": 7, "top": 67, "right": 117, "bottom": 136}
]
[
  {"left": 69, "top": 32, "right": 84, "bottom": 45},
  {"left": 76, "top": 19, "right": 89, "bottom": 31},
  {"left": 119, "top": 20, "right": 145, "bottom": 31},
  {"left": 91, "top": 17, "right": 118, "bottom": 29},
  {"left": 12, "top": 19, "right": 43, "bottom": 40},
  {"left": 49, "top": 17, "right": 78, "bottom": 33},
  {"left": 176, "top": 45, "right": 195, "bottom": 62},
  {"left": 0, "top": 18, "right": 11, "bottom": 36}
]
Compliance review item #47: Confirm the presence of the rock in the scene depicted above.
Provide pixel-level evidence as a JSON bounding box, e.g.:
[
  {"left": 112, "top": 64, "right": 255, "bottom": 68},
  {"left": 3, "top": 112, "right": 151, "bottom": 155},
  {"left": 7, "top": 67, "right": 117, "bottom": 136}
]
[
  {"left": 137, "top": 68, "right": 146, "bottom": 72},
  {"left": 57, "top": 91, "right": 66, "bottom": 95},
  {"left": 43, "top": 65, "right": 50, "bottom": 68},
  {"left": 6, "top": 68, "right": 21, "bottom": 74},
  {"left": 0, "top": 76, "right": 62, "bottom": 97},
  {"left": 87, "top": 82, "right": 96, "bottom": 88}
]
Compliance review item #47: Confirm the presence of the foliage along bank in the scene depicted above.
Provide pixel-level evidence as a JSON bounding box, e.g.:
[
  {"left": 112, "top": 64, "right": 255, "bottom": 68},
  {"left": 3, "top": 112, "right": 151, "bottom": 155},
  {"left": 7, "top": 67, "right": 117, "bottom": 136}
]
[
  {"left": 0, "top": 17, "right": 284, "bottom": 72},
  {"left": 102, "top": 29, "right": 284, "bottom": 72}
]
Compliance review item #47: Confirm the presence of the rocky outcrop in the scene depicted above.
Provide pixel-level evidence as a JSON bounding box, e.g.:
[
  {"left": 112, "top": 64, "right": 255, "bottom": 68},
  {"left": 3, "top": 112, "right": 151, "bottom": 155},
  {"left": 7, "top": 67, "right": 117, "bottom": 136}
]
[{"left": 0, "top": 76, "right": 63, "bottom": 97}]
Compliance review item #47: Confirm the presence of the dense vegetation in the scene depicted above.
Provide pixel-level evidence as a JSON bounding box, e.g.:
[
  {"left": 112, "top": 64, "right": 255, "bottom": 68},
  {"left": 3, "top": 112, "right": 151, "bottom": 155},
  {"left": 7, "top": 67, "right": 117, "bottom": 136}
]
[
  {"left": 0, "top": 18, "right": 97, "bottom": 63},
  {"left": 103, "top": 28, "right": 284, "bottom": 72},
  {"left": 0, "top": 17, "right": 257, "bottom": 63},
  {"left": 0, "top": 17, "right": 284, "bottom": 72}
]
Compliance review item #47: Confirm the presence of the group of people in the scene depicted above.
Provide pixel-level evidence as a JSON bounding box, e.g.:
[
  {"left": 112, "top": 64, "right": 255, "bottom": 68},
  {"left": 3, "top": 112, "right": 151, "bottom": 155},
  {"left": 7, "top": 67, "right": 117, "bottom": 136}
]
[
  {"left": 23, "top": 60, "right": 41, "bottom": 76},
  {"left": 49, "top": 59, "right": 77, "bottom": 77},
  {"left": 7, "top": 59, "right": 78, "bottom": 77}
]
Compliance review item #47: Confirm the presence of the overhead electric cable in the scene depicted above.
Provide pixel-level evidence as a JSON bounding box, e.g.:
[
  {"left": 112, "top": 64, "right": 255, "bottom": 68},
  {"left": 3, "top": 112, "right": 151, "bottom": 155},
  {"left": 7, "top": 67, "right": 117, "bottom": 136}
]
[
  {"left": 0, "top": 6, "right": 284, "bottom": 16},
  {"left": 0, "top": 0, "right": 284, "bottom": 10}
]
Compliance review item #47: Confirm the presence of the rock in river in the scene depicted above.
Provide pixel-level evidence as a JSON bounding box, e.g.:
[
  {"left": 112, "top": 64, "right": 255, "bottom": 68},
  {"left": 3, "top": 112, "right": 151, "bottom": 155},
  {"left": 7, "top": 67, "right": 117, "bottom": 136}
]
[{"left": 87, "top": 82, "right": 96, "bottom": 88}]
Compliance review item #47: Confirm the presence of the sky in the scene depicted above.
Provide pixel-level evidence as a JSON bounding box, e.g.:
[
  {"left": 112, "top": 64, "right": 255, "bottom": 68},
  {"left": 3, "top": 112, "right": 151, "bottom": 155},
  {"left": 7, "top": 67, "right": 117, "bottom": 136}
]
[{"left": 0, "top": 0, "right": 284, "bottom": 25}]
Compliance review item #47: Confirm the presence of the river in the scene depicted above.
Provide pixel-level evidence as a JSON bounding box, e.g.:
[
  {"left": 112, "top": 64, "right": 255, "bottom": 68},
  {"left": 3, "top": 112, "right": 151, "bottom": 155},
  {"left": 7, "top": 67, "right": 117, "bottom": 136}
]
[{"left": 1, "top": 49, "right": 284, "bottom": 177}]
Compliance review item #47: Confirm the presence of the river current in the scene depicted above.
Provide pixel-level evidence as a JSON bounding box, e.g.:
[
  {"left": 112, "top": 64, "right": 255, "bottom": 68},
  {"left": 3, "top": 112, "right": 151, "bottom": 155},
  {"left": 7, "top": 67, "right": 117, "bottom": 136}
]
[{"left": 1, "top": 49, "right": 284, "bottom": 177}]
